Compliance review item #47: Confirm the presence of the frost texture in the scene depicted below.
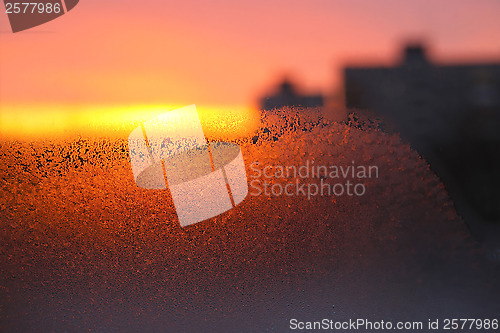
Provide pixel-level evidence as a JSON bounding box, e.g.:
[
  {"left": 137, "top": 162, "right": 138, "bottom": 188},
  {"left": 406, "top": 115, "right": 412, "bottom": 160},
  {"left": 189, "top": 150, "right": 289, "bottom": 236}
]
[{"left": 0, "top": 107, "right": 493, "bottom": 331}]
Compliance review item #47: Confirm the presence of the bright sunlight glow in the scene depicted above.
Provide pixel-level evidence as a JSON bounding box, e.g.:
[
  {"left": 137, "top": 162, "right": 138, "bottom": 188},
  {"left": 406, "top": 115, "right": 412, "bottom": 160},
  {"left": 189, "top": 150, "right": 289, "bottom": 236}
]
[{"left": 0, "top": 104, "right": 261, "bottom": 140}]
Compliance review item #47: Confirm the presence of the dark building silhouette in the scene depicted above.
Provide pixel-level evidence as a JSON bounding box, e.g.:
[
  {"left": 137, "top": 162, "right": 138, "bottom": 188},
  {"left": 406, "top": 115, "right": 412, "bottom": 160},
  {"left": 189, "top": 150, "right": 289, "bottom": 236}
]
[
  {"left": 260, "top": 79, "right": 323, "bottom": 110},
  {"left": 344, "top": 44, "right": 500, "bottom": 150},
  {"left": 344, "top": 44, "right": 500, "bottom": 224}
]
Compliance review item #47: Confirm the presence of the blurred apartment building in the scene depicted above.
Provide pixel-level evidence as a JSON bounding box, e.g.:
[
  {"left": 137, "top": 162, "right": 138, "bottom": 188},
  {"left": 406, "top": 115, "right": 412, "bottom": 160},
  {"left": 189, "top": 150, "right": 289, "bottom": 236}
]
[
  {"left": 344, "top": 45, "right": 500, "bottom": 222},
  {"left": 344, "top": 45, "right": 500, "bottom": 151},
  {"left": 260, "top": 79, "right": 324, "bottom": 111}
]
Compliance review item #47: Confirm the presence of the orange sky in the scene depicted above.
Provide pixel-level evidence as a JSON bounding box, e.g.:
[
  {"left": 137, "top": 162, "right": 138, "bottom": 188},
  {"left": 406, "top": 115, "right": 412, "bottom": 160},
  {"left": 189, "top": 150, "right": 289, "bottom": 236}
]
[{"left": 1, "top": 0, "right": 500, "bottom": 108}]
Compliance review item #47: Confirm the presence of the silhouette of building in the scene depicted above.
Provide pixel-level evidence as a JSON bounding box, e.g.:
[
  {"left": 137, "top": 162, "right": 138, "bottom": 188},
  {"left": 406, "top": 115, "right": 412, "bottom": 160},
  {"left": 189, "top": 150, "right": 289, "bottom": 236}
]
[
  {"left": 260, "top": 79, "right": 323, "bottom": 110},
  {"left": 344, "top": 44, "right": 500, "bottom": 222},
  {"left": 344, "top": 45, "right": 500, "bottom": 150}
]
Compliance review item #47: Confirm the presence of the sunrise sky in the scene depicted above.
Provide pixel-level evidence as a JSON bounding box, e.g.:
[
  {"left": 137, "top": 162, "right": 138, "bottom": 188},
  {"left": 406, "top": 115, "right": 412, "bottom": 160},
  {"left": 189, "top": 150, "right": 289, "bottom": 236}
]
[{"left": 1, "top": 0, "right": 500, "bottom": 136}]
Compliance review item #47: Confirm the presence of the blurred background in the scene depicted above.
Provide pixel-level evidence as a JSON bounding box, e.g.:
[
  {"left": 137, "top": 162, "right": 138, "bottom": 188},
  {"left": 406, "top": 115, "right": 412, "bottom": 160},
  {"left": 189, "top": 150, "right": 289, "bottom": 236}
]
[{"left": 1, "top": 0, "right": 499, "bottom": 108}]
